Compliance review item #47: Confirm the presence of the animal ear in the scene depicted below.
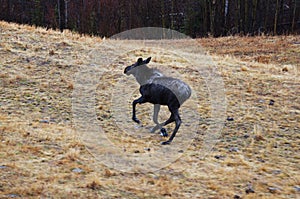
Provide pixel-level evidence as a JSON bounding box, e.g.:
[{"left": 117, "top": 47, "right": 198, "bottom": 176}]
[
  {"left": 145, "top": 57, "right": 152, "bottom": 64},
  {"left": 137, "top": 58, "right": 143, "bottom": 65}
]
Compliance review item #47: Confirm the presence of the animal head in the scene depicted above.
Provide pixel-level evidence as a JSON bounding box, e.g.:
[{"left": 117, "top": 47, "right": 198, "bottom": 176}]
[{"left": 124, "top": 57, "right": 151, "bottom": 75}]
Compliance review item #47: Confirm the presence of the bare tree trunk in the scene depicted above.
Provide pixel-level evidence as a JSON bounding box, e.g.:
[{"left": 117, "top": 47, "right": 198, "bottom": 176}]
[
  {"left": 224, "top": 0, "right": 229, "bottom": 29},
  {"left": 235, "top": 0, "right": 240, "bottom": 33},
  {"left": 57, "top": 0, "right": 65, "bottom": 31},
  {"left": 252, "top": 0, "right": 258, "bottom": 33},
  {"left": 263, "top": 0, "right": 268, "bottom": 31},
  {"left": 96, "top": 0, "right": 101, "bottom": 34},
  {"left": 274, "top": 0, "right": 279, "bottom": 35},
  {"left": 65, "top": 0, "right": 68, "bottom": 29},
  {"left": 57, "top": 0, "right": 61, "bottom": 30},
  {"left": 171, "top": 0, "right": 174, "bottom": 30},
  {"left": 209, "top": 0, "right": 215, "bottom": 36},
  {"left": 240, "top": 0, "right": 245, "bottom": 34},
  {"left": 129, "top": 0, "right": 132, "bottom": 29},
  {"left": 161, "top": 0, "right": 165, "bottom": 29},
  {"left": 244, "top": 0, "right": 248, "bottom": 33},
  {"left": 6, "top": 0, "right": 11, "bottom": 20},
  {"left": 204, "top": 0, "right": 209, "bottom": 35},
  {"left": 292, "top": 0, "right": 297, "bottom": 32}
]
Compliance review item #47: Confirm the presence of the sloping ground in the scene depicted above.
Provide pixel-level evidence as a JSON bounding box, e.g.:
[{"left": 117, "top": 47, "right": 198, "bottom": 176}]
[{"left": 0, "top": 21, "right": 299, "bottom": 198}]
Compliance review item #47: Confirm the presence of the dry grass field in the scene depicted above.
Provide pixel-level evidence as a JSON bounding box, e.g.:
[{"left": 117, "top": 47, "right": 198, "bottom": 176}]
[{"left": 0, "top": 21, "right": 299, "bottom": 198}]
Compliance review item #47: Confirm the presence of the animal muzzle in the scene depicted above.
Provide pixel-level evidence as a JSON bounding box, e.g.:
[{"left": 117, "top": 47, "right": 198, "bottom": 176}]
[{"left": 124, "top": 65, "right": 132, "bottom": 75}]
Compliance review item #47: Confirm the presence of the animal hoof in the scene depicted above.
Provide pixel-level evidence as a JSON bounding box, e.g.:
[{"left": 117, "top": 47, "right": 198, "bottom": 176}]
[
  {"left": 150, "top": 127, "right": 158, "bottom": 133},
  {"left": 151, "top": 124, "right": 162, "bottom": 133},
  {"left": 132, "top": 118, "right": 140, "bottom": 124},
  {"left": 161, "top": 140, "right": 171, "bottom": 145},
  {"left": 160, "top": 128, "right": 168, "bottom": 137}
]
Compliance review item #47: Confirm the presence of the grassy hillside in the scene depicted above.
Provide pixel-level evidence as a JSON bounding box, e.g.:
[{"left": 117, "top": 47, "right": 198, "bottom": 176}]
[{"left": 0, "top": 21, "right": 299, "bottom": 198}]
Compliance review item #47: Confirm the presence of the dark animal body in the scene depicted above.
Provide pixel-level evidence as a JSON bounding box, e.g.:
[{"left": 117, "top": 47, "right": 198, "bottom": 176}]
[
  {"left": 124, "top": 57, "right": 191, "bottom": 145},
  {"left": 140, "top": 84, "right": 179, "bottom": 106}
]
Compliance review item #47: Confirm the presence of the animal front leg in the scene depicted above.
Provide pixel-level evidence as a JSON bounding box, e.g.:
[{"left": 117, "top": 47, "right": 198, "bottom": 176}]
[{"left": 132, "top": 97, "right": 145, "bottom": 124}]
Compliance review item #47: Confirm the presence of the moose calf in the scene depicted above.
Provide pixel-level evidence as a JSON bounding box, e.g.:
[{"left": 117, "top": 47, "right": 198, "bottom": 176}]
[{"left": 124, "top": 57, "right": 191, "bottom": 145}]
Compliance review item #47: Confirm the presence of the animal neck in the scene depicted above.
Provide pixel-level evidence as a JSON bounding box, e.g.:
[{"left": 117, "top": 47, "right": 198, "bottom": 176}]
[{"left": 134, "top": 66, "right": 163, "bottom": 85}]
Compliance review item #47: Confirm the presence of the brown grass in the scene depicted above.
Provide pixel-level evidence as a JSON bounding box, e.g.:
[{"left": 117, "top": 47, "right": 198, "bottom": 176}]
[{"left": 0, "top": 20, "right": 299, "bottom": 198}]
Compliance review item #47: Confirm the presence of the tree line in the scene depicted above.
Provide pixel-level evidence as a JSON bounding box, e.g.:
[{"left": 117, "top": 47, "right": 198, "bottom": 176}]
[{"left": 0, "top": 0, "right": 299, "bottom": 38}]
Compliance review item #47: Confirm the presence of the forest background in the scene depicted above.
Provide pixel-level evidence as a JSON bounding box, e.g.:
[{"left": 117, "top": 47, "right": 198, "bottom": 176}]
[{"left": 1, "top": 0, "right": 299, "bottom": 38}]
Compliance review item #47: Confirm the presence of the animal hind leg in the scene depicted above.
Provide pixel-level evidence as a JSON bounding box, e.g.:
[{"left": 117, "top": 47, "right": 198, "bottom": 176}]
[
  {"left": 151, "top": 112, "right": 174, "bottom": 133},
  {"left": 162, "top": 109, "right": 181, "bottom": 145},
  {"left": 150, "top": 104, "right": 161, "bottom": 133},
  {"left": 153, "top": 104, "right": 160, "bottom": 124}
]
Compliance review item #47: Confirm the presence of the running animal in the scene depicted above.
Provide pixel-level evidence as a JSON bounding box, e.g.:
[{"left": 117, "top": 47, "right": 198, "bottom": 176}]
[{"left": 124, "top": 57, "right": 191, "bottom": 145}]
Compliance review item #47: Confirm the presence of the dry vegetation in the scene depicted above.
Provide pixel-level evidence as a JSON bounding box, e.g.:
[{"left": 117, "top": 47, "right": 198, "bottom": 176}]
[{"left": 0, "top": 21, "right": 299, "bottom": 198}]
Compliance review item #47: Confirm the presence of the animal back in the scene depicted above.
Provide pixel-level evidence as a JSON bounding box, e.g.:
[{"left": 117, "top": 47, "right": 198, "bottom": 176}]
[{"left": 152, "top": 77, "right": 191, "bottom": 105}]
